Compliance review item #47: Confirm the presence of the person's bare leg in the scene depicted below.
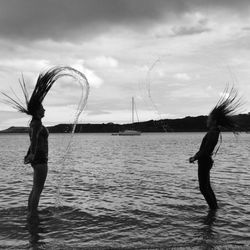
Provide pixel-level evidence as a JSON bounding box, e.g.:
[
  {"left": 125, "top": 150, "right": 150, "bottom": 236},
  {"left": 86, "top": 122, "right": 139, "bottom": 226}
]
[{"left": 28, "top": 164, "right": 48, "bottom": 216}]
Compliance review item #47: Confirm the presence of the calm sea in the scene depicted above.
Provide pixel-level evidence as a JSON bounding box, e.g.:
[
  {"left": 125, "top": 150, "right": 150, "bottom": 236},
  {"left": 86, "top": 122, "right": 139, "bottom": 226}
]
[{"left": 0, "top": 132, "right": 249, "bottom": 249}]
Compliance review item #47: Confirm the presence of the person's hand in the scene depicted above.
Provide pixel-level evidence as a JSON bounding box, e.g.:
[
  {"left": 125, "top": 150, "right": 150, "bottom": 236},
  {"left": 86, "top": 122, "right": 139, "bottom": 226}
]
[
  {"left": 24, "top": 153, "right": 34, "bottom": 164},
  {"left": 189, "top": 156, "right": 195, "bottom": 163}
]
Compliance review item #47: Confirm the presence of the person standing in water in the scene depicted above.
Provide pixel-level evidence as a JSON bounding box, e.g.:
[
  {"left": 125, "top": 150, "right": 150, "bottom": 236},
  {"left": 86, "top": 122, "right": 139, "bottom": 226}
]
[
  {"left": 24, "top": 103, "right": 48, "bottom": 216},
  {"left": 2, "top": 67, "right": 82, "bottom": 216},
  {"left": 189, "top": 86, "right": 242, "bottom": 210}
]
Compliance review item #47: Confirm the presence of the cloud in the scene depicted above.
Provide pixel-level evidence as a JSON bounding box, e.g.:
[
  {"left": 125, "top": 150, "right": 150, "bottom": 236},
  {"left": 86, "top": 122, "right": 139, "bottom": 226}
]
[
  {"left": 168, "top": 12, "right": 211, "bottom": 37},
  {"left": 173, "top": 73, "right": 191, "bottom": 81},
  {"left": 0, "top": 0, "right": 250, "bottom": 129},
  {"left": 87, "top": 56, "right": 119, "bottom": 69},
  {"left": 0, "top": 0, "right": 187, "bottom": 41},
  {"left": 1, "top": 0, "right": 250, "bottom": 42},
  {"left": 170, "top": 25, "right": 210, "bottom": 37},
  {"left": 0, "top": 58, "right": 103, "bottom": 93},
  {"left": 0, "top": 59, "right": 50, "bottom": 72},
  {"left": 70, "top": 60, "right": 104, "bottom": 88}
]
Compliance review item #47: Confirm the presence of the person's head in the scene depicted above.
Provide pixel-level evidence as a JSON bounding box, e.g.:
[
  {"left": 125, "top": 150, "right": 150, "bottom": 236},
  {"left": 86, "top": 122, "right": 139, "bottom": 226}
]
[
  {"left": 1, "top": 66, "right": 90, "bottom": 123},
  {"left": 1, "top": 68, "right": 61, "bottom": 117},
  {"left": 31, "top": 104, "right": 45, "bottom": 119},
  {"left": 27, "top": 99, "right": 44, "bottom": 118},
  {"left": 208, "top": 86, "right": 242, "bottom": 133}
]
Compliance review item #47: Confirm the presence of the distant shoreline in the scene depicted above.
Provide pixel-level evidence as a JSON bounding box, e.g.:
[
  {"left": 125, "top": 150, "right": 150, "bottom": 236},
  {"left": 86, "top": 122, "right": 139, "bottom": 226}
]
[{"left": 1, "top": 114, "right": 250, "bottom": 133}]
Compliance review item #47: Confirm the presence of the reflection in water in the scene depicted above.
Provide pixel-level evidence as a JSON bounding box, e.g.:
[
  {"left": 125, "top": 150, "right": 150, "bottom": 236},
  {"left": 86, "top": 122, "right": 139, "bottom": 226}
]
[
  {"left": 204, "top": 209, "right": 217, "bottom": 226},
  {"left": 26, "top": 213, "right": 44, "bottom": 249},
  {"left": 201, "top": 209, "right": 217, "bottom": 249}
]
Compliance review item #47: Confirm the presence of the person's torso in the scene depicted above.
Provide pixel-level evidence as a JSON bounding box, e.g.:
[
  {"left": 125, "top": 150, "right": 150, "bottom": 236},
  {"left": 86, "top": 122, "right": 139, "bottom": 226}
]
[
  {"left": 199, "top": 127, "right": 220, "bottom": 158},
  {"left": 29, "top": 121, "right": 49, "bottom": 164}
]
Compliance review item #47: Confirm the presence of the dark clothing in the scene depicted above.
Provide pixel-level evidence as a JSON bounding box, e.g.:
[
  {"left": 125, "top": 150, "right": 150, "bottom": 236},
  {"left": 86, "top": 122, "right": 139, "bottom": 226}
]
[
  {"left": 195, "top": 127, "right": 220, "bottom": 161},
  {"left": 26, "top": 119, "right": 49, "bottom": 165},
  {"left": 198, "top": 158, "right": 218, "bottom": 209},
  {"left": 195, "top": 127, "right": 220, "bottom": 209}
]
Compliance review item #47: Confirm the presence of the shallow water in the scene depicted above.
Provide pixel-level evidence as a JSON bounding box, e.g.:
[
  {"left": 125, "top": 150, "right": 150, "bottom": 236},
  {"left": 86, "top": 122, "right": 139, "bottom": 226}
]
[{"left": 0, "top": 132, "right": 250, "bottom": 249}]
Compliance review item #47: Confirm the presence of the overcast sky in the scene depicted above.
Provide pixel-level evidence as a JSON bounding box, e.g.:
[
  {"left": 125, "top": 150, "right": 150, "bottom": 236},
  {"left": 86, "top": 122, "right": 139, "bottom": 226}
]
[{"left": 0, "top": 0, "right": 250, "bottom": 129}]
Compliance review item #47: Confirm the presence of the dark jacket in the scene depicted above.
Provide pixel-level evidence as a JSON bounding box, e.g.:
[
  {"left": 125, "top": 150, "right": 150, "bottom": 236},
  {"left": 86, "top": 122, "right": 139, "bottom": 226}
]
[{"left": 195, "top": 127, "right": 220, "bottom": 161}]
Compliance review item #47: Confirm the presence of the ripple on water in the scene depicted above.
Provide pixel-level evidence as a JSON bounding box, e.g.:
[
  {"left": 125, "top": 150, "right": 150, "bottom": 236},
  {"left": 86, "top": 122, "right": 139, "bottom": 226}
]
[{"left": 0, "top": 133, "right": 250, "bottom": 249}]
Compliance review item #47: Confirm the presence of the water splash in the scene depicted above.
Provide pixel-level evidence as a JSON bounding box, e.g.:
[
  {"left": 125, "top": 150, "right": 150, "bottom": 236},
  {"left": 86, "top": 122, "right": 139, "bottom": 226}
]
[
  {"left": 145, "top": 58, "right": 168, "bottom": 132},
  {"left": 52, "top": 67, "right": 90, "bottom": 207}
]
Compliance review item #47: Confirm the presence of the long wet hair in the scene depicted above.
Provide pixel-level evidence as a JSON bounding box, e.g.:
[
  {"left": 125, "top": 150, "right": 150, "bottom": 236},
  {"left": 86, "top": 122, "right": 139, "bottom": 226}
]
[
  {"left": 209, "top": 86, "right": 242, "bottom": 133},
  {"left": 2, "top": 67, "right": 72, "bottom": 116}
]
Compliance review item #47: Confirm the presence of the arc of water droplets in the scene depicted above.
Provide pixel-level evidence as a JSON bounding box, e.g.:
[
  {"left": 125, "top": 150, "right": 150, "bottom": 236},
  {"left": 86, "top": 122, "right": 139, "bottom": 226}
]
[
  {"left": 146, "top": 58, "right": 168, "bottom": 132},
  {"left": 59, "top": 67, "right": 90, "bottom": 158},
  {"left": 54, "top": 67, "right": 90, "bottom": 207}
]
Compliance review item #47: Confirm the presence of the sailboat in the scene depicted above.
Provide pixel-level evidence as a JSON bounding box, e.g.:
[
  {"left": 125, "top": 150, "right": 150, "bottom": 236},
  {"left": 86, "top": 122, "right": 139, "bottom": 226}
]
[{"left": 118, "top": 97, "right": 141, "bottom": 136}]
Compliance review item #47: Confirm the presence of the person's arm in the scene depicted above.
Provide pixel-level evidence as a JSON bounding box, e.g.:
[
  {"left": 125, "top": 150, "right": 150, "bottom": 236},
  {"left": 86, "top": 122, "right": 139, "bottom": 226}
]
[{"left": 189, "top": 130, "right": 219, "bottom": 163}]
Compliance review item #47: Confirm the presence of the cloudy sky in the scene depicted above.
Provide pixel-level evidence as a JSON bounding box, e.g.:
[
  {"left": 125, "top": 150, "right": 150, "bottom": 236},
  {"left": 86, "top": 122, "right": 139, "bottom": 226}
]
[{"left": 0, "top": 0, "right": 250, "bottom": 129}]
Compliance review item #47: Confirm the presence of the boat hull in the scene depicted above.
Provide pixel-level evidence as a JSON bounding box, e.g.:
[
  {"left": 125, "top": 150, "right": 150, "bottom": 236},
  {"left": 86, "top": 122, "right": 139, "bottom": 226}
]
[{"left": 117, "top": 130, "right": 141, "bottom": 136}]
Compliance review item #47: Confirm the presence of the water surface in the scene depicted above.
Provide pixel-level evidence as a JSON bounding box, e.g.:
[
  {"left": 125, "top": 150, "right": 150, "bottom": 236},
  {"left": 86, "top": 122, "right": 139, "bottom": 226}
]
[{"left": 0, "top": 133, "right": 249, "bottom": 249}]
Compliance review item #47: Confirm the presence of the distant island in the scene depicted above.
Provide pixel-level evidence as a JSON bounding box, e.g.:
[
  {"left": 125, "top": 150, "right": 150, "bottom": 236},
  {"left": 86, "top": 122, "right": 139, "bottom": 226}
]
[{"left": 1, "top": 114, "right": 250, "bottom": 133}]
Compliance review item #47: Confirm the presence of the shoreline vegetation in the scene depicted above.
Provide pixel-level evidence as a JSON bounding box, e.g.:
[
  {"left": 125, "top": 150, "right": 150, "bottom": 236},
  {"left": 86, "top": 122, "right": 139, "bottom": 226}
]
[{"left": 1, "top": 114, "right": 250, "bottom": 133}]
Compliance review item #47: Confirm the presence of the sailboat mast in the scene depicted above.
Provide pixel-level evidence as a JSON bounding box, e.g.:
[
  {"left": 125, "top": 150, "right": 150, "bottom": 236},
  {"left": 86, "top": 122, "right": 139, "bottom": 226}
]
[{"left": 132, "top": 97, "right": 134, "bottom": 124}]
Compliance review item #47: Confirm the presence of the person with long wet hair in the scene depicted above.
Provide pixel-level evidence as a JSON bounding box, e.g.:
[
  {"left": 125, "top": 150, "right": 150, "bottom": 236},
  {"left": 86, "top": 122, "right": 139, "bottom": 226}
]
[
  {"left": 189, "top": 86, "right": 242, "bottom": 210},
  {"left": 2, "top": 67, "right": 86, "bottom": 217}
]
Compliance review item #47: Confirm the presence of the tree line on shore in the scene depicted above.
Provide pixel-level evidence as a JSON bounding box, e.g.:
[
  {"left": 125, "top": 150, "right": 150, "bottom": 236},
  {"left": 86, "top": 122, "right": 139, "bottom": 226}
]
[{"left": 1, "top": 114, "right": 250, "bottom": 133}]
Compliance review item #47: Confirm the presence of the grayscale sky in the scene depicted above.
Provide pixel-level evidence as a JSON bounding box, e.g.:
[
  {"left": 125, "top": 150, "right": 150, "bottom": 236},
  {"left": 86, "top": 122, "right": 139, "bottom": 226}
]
[{"left": 0, "top": 0, "right": 249, "bottom": 129}]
